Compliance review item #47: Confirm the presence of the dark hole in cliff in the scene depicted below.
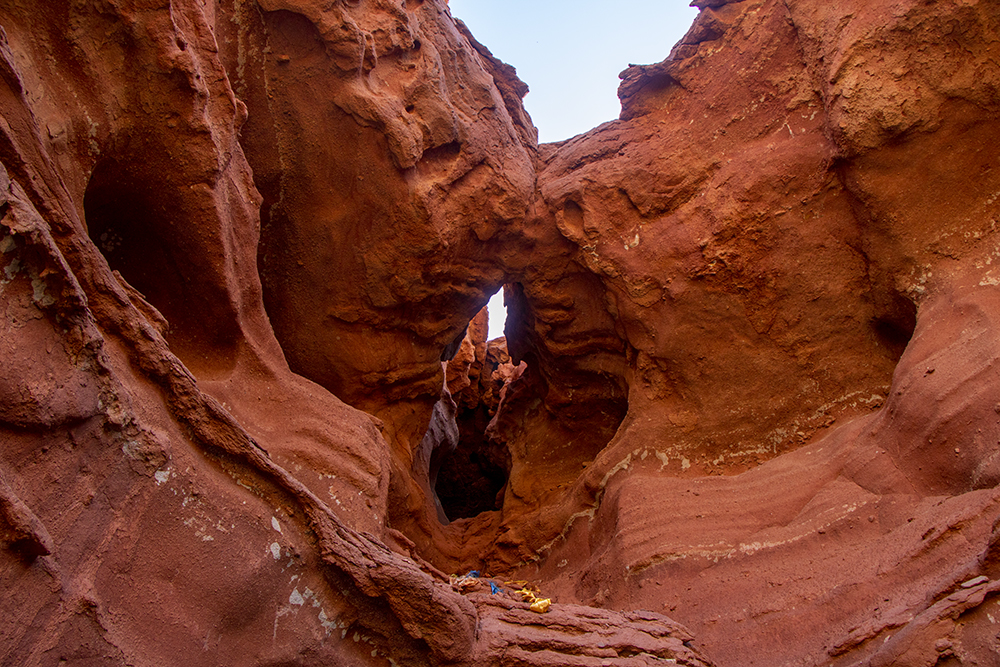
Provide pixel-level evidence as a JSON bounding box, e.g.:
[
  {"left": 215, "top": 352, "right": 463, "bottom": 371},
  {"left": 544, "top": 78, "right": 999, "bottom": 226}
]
[
  {"left": 83, "top": 145, "right": 239, "bottom": 376},
  {"left": 872, "top": 291, "right": 917, "bottom": 362},
  {"left": 433, "top": 287, "right": 516, "bottom": 522},
  {"left": 422, "top": 140, "right": 461, "bottom": 164}
]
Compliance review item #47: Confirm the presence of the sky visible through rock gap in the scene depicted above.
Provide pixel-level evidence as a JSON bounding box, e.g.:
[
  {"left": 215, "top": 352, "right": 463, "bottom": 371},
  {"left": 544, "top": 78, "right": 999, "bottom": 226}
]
[{"left": 449, "top": 0, "right": 700, "bottom": 338}]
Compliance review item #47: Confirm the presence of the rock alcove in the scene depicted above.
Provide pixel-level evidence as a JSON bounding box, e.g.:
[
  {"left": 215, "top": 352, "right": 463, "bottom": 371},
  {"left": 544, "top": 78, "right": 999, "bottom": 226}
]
[{"left": 83, "top": 148, "right": 241, "bottom": 377}]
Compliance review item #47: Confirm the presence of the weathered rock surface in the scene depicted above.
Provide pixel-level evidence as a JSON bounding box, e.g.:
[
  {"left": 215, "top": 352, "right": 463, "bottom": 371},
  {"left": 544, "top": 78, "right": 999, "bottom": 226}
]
[
  {"left": 1, "top": 0, "right": 1000, "bottom": 665},
  {"left": 493, "top": 2, "right": 1000, "bottom": 666}
]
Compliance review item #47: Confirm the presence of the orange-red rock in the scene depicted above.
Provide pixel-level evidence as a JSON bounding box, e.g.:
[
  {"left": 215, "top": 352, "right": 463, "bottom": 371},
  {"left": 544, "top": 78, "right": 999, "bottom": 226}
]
[
  {"left": 2, "top": 0, "right": 1000, "bottom": 665},
  {"left": 492, "top": 2, "right": 1000, "bottom": 666}
]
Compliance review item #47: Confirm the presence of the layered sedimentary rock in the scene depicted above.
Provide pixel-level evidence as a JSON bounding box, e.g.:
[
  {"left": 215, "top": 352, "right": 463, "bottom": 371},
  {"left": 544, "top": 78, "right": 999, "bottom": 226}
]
[
  {"left": 2, "top": 0, "right": 1000, "bottom": 665},
  {"left": 497, "top": 2, "right": 1000, "bottom": 666}
]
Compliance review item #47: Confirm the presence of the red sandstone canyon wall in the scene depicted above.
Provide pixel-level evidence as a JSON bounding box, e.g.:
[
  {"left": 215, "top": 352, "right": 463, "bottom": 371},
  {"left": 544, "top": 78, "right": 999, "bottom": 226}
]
[{"left": 2, "top": 0, "right": 1000, "bottom": 665}]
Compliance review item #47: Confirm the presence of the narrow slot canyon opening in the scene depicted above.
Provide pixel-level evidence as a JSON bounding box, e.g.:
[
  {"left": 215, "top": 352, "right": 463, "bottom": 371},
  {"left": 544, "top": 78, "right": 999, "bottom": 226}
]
[{"left": 432, "top": 287, "right": 523, "bottom": 522}]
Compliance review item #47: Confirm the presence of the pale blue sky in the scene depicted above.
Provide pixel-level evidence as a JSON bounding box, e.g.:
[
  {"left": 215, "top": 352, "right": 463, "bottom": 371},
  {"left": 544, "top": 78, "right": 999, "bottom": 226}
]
[
  {"left": 448, "top": 0, "right": 700, "bottom": 338},
  {"left": 449, "top": 0, "right": 699, "bottom": 144}
]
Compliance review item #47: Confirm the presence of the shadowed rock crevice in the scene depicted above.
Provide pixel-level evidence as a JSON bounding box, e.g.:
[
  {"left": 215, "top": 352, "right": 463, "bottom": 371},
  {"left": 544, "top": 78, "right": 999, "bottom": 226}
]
[
  {"left": 421, "top": 300, "right": 520, "bottom": 523},
  {"left": 436, "top": 334, "right": 517, "bottom": 521},
  {"left": 871, "top": 293, "right": 918, "bottom": 362},
  {"left": 83, "top": 148, "right": 240, "bottom": 376}
]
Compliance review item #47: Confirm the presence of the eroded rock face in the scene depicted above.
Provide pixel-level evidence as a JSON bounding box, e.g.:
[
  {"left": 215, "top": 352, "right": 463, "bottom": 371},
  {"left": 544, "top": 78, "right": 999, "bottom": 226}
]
[
  {"left": 216, "top": 0, "right": 535, "bottom": 410},
  {"left": 490, "top": 1, "right": 1000, "bottom": 666},
  {"left": 208, "top": 0, "right": 543, "bottom": 563},
  {"left": 2, "top": 0, "right": 1000, "bottom": 665},
  {"left": 0, "top": 0, "right": 685, "bottom": 664}
]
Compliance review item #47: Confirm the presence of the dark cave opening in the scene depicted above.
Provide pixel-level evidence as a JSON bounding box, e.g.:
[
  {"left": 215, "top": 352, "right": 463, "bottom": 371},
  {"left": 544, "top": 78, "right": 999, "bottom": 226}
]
[
  {"left": 434, "top": 343, "right": 517, "bottom": 521},
  {"left": 431, "top": 288, "right": 517, "bottom": 522},
  {"left": 83, "top": 146, "right": 240, "bottom": 375},
  {"left": 871, "top": 290, "right": 918, "bottom": 362},
  {"left": 434, "top": 410, "right": 511, "bottom": 521}
]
